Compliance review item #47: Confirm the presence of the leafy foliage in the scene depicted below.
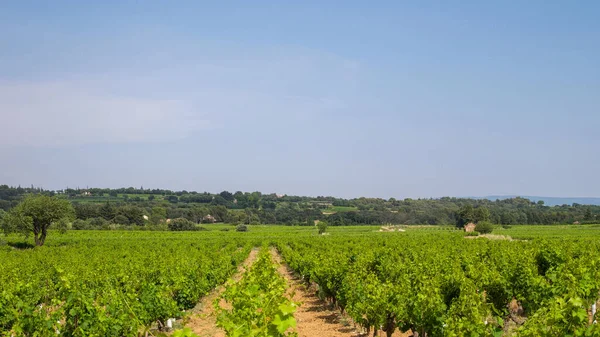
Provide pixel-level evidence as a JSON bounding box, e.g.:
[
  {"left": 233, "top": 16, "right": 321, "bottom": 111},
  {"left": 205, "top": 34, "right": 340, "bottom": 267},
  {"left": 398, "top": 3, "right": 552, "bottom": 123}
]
[
  {"left": 168, "top": 218, "right": 196, "bottom": 231},
  {"left": 0, "top": 232, "right": 251, "bottom": 336},
  {"left": 2, "top": 194, "right": 75, "bottom": 246},
  {"left": 2, "top": 225, "right": 600, "bottom": 336},
  {"left": 172, "top": 328, "right": 200, "bottom": 337},
  {"left": 215, "top": 248, "right": 297, "bottom": 337},
  {"left": 317, "top": 220, "right": 328, "bottom": 234},
  {"left": 276, "top": 231, "right": 600, "bottom": 336},
  {"left": 3, "top": 185, "right": 600, "bottom": 226},
  {"left": 475, "top": 221, "right": 494, "bottom": 234}
]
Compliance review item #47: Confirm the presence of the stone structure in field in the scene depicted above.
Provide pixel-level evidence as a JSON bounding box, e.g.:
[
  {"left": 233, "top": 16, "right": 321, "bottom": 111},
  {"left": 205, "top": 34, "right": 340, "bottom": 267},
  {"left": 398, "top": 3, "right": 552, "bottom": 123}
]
[
  {"left": 203, "top": 214, "right": 217, "bottom": 223},
  {"left": 464, "top": 223, "right": 477, "bottom": 232}
]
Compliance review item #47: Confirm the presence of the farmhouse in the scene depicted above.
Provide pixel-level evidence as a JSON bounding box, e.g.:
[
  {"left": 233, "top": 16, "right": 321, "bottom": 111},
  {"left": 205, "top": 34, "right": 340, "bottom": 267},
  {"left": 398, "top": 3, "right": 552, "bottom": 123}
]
[{"left": 464, "top": 223, "right": 477, "bottom": 232}]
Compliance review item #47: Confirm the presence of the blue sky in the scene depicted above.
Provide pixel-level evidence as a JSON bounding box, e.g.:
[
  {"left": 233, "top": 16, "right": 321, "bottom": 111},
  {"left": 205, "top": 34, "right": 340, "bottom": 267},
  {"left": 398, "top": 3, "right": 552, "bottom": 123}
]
[{"left": 1, "top": 1, "right": 599, "bottom": 198}]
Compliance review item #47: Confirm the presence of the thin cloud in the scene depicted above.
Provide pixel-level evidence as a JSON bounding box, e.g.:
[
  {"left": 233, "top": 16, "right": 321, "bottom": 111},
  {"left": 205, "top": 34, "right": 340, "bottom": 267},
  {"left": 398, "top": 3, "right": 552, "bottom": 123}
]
[
  {"left": 0, "top": 42, "right": 362, "bottom": 148},
  {"left": 0, "top": 80, "right": 208, "bottom": 147}
]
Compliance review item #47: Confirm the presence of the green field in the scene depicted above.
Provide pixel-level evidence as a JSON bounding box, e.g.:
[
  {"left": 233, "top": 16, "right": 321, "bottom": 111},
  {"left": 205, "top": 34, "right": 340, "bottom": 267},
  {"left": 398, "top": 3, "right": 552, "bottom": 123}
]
[
  {"left": 2, "top": 225, "right": 599, "bottom": 336},
  {"left": 495, "top": 224, "right": 600, "bottom": 239}
]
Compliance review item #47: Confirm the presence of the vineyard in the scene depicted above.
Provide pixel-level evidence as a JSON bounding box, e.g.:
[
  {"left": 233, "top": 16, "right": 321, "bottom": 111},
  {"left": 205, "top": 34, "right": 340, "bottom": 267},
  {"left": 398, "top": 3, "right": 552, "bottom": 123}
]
[
  {"left": 0, "top": 232, "right": 253, "bottom": 336},
  {"left": 1, "top": 226, "right": 600, "bottom": 336}
]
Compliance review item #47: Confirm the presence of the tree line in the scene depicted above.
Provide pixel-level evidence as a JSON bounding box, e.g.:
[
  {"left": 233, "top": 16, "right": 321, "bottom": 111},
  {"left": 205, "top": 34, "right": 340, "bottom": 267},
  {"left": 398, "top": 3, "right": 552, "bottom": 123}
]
[{"left": 1, "top": 185, "right": 599, "bottom": 228}]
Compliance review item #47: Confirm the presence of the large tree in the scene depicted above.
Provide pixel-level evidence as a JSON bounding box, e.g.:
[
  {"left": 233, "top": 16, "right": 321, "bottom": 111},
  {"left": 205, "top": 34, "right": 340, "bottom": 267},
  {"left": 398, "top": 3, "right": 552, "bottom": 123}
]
[
  {"left": 150, "top": 206, "right": 167, "bottom": 225},
  {"left": 456, "top": 205, "right": 490, "bottom": 228},
  {"left": 2, "top": 195, "right": 75, "bottom": 246}
]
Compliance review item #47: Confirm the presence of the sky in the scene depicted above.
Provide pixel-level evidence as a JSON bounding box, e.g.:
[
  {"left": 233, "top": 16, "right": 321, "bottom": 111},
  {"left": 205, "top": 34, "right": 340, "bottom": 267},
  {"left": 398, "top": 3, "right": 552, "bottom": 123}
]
[{"left": 1, "top": 1, "right": 599, "bottom": 199}]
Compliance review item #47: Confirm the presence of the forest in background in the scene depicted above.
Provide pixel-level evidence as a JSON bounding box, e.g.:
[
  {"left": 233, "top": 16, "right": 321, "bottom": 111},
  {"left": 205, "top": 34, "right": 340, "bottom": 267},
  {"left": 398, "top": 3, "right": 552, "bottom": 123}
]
[{"left": 0, "top": 185, "right": 599, "bottom": 228}]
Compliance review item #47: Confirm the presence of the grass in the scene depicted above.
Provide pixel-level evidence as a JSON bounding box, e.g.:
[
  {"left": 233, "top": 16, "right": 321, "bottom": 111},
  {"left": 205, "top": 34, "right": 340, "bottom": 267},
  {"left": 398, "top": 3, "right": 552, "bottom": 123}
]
[
  {"left": 322, "top": 206, "right": 358, "bottom": 214},
  {"left": 492, "top": 224, "right": 600, "bottom": 240}
]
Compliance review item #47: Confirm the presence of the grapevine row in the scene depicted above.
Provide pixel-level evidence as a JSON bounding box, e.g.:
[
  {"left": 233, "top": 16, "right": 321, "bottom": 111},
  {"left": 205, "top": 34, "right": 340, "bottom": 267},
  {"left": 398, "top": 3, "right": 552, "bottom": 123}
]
[
  {"left": 215, "top": 247, "right": 297, "bottom": 337},
  {"left": 0, "top": 234, "right": 252, "bottom": 336},
  {"left": 276, "top": 233, "right": 600, "bottom": 336}
]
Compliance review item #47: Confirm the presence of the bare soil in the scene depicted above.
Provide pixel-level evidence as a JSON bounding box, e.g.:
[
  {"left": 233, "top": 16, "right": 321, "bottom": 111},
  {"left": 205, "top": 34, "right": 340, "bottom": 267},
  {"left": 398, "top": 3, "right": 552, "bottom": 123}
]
[
  {"left": 270, "top": 248, "right": 411, "bottom": 337},
  {"left": 186, "top": 248, "right": 259, "bottom": 337},
  {"left": 464, "top": 234, "right": 524, "bottom": 241}
]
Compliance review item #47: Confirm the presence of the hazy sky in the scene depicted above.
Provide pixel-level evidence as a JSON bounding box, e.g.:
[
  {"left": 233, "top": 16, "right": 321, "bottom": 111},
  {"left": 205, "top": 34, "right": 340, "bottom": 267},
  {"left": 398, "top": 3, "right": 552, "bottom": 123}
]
[{"left": 1, "top": 1, "right": 599, "bottom": 198}]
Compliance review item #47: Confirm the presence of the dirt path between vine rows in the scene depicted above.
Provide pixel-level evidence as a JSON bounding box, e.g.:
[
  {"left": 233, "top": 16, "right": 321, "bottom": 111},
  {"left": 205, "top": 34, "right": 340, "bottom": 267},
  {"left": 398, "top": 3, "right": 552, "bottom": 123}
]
[
  {"left": 186, "top": 248, "right": 259, "bottom": 337},
  {"left": 270, "top": 248, "right": 411, "bottom": 337}
]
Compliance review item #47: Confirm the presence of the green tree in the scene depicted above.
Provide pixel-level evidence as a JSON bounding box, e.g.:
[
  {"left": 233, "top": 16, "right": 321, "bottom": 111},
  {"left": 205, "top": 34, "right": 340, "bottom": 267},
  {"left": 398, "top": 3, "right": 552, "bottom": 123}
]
[
  {"left": 456, "top": 206, "right": 490, "bottom": 227},
  {"left": 99, "top": 202, "right": 116, "bottom": 220},
  {"left": 219, "top": 191, "right": 234, "bottom": 201},
  {"left": 2, "top": 195, "right": 75, "bottom": 246},
  {"left": 117, "top": 205, "right": 145, "bottom": 226},
  {"left": 88, "top": 217, "right": 108, "bottom": 228},
  {"left": 247, "top": 192, "right": 261, "bottom": 209},
  {"left": 73, "top": 203, "right": 100, "bottom": 219},
  {"left": 112, "top": 214, "right": 129, "bottom": 225},
  {"left": 473, "top": 207, "right": 490, "bottom": 223},
  {"left": 261, "top": 201, "right": 277, "bottom": 210},
  {"left": 72, "top": 219, "right": 88, "bottom": 230},
  {"left": 210, "top": 205, "right": 228, "bottom": 222},
  {"left": 584, "top": 208, "right": 593, "bottom": 221},
  {"left": 456, "top": 205, "right": 475, "bottom": 228},
  {"left": 211, "top": 195, "right": 229, "bottom": 206},
  {"left": 150, "top": 207, "right": 167, "bottom": 225},
  {"left": 317, "top": 220, "right": 328, "bottom": 234}
]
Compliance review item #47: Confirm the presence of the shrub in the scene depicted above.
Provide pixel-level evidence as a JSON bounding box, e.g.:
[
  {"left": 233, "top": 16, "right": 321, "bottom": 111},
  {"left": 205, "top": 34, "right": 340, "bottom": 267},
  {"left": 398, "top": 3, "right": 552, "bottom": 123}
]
[
  {"left": 236, "top": 224, "right": 248, "bottom": 232},
  {"left": 465, "top": 231, "right": 480, "bottom": 237},
  {"left": 112, "top": 214, "right": 129, "bottom": 225},
  {"left": 317, "top": 220, "right": 328, "bottom": 234},
  {"left": 475, "top": 221, "right": 494, "bottom": 234},
  {"left": 72, "top": 219, "right": 88, "bottom": 230},
  {"left": 168, "top": 218, "right": 196, "bottom": 231},
  {"left": 88, "top": 217, "right": 108, "bottom": 228}
]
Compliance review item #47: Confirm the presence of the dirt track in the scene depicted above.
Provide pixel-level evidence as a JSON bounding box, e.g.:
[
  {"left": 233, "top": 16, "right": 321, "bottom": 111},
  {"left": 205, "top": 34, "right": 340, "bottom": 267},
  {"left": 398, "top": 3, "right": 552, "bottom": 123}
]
[
  {"left": 186, "top": 248, "right": 259, "bottom": 337},
  {"left": 270, "top": 248, "right": 412, "bottom": 337},
  {"left": 187, "top": 247, "right": 411, "bottom": 337},
  {"left": 269, "top": 247, "right": 361, "bottom": 337}
]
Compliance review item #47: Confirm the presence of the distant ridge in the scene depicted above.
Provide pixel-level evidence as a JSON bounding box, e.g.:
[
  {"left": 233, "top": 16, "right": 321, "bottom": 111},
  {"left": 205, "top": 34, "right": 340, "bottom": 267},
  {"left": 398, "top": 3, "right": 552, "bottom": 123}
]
[{"left": 478, "top": 196, "right": 600, "bottom": 206}]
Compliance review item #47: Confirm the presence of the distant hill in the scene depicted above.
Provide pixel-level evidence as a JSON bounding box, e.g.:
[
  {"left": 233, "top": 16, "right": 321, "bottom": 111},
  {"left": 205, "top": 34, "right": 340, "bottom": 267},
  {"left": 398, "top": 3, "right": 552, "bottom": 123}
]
[{"left": 479, "top": 196, "right": 600, "bottom": 206}]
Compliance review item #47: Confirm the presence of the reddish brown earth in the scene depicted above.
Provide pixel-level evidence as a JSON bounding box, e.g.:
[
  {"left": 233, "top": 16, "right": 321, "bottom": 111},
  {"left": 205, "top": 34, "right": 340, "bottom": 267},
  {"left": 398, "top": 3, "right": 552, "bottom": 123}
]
[{"left": 186, "top": 247, "right": 411, "bottom": 337}]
